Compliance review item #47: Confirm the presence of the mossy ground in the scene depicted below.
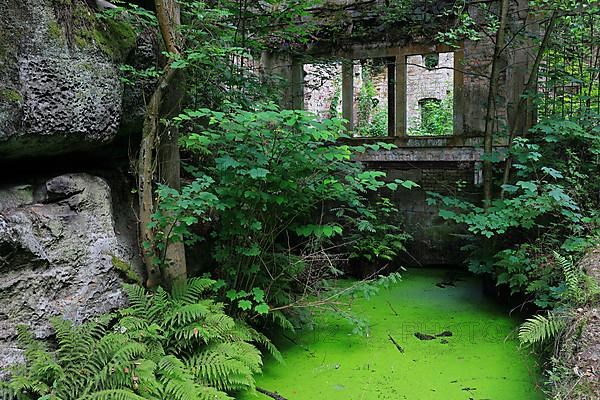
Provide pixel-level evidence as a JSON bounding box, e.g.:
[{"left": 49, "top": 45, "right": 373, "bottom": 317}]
[{"left": 240, "top": 269, "right": 543, "bottom": 400}]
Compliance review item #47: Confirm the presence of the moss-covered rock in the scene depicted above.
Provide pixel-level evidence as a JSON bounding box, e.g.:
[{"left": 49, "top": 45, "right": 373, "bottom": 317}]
[
  {"left": 0, "top": 0, "right": 144, "bottom": 160},
  {"left": 0, "top": 88, "right": 22, "bottom": 104}
]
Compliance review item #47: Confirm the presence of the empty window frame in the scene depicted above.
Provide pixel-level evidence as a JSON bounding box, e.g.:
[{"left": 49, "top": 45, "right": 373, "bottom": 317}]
[
  {"left": 299, "top": 45, "right": 463, "bottom": 137},
  {"left": 303, "top": 62, "right": 342, "bottom": 120},
  {"left": 405, "top": 52, "right": 454, "bottom": 136},
  {"left": 351, "top": 58, "right": 394, "bottom": 137}
]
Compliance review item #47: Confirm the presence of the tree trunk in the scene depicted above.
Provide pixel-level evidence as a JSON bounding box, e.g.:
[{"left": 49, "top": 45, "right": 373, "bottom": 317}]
[
  {"left": 482, "top": 0, "right": 509, "bottom": 210},
  {"left": 500, "top": 10, "right": 558, "bottom": 197},
  {"left": 138, "top": 0, "right": 186, "bottom": 288}
]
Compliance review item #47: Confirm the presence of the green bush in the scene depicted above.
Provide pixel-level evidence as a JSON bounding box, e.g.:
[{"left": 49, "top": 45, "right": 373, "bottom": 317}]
[
  {"left": 427, "top": 112, "right": 599, "bottom": 308},
  {"left": 150, "top": 104, "right": 415, "bottom": 320}
]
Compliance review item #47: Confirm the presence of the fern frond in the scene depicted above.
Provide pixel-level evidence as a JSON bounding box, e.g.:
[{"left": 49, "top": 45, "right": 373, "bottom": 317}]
[
  {"left": 79, "top": 389, "right": 146, "bottom": 400},
  {"left": 158, "top": 355, "right": 208, "bottom": 400},
  {"left": 553, "top": 250, "right": 585, "bottom": 303},
  {"left": 165, "top": 302, "right": 212, "bottom": 327},
  {"left": 171, "top": 278, "right": 216, "bottom": 304},
  {"left": 122, "top": 284, "right": 150, "bottom": 314},
  {"left": 518, "top": 312, "right": 566, "bottom": 346},
  {"left": 196, "top": 386, "right": 234, "bottom": 400},
  {"left": 146, "top": 288, "right": 170, "bottom": 323},
  {"left": 243, "top": 325, "right": 284, "bottom": 364},
  {"left": 269, "top": 310, "right": 295, "bottom": 332},
  {"left": 554, "top": 251, "right": 580, "bottom": 293},
  {"left": 52, "top": 318, "right": 98, "bottom": 365},
  {"left": 87, "top": 334, "right": 148, "bottom": 391},
  {"left": 188, "top": 343, "right": 259, "bottom": 392},
  {"left": 2, "top": 374, "right": 51, "bottom": 398}
]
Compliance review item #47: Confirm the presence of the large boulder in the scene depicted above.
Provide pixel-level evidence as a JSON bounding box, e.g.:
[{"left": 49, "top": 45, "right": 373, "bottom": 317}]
[
  {"left": 0, "top": 0, "right": 140, "bottom": 159},
  {"left": 0, "top": 173, "right": 142, "bottom": 371}
]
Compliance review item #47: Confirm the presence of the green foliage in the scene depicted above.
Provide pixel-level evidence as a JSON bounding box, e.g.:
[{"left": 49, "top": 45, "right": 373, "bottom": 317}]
[
  {"left": 0, "top": 279, "right": 279, "bottom": 400},
  {"left": 354, "top": 60, "right": 388, "bottom": 137},
  {"left": 348, "top": 198, "right": 411, "bottom": 263},
  {"left": 150, "top": 104, "right": 414, "bottom": 321},
  {"left": 435, "top": 0, "right": 481, "bottom": 46},
  {"left": 408, "top": 94, "right": 453, "bottom": 136},
  {"left": 518, "top": 313, "right": 566, "bottom": 347},
  {"left": 427, "top": 100, "right": 599, "bottom": 306},
  {"left": 517, "top": 251, "right": 597, "bottom": 347}
]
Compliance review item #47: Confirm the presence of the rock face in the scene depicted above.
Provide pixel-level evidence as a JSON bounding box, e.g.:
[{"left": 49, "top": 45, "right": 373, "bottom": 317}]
[
  {"left": 0, "top": 173, "right": 142, "bottom": 371},
  {"left": 557, "top": 246, "right": 600, "bottom": 399},
  {"left": 0, "top": 0, "right": 138, "bottom": 159}
]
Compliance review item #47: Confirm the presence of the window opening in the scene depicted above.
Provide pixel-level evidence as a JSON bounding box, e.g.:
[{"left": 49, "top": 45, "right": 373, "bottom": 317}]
[
  {"left": 352, "top": 58, "right": 391, "bottom": 137},
  {"left": 406, "top": 52, "right": 454, "bottom": 136},
  {"left": 303, "top": 62, "right": 342, "bottom": 120}
]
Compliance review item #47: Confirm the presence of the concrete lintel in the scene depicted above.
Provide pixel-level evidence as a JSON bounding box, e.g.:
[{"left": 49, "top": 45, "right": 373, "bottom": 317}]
[{"left": 355, "top": 147, "right": 485, "bottom": 163}]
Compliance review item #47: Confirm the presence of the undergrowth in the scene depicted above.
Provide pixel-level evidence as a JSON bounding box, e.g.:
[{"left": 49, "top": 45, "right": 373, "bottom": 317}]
[{"left": 0, "top": 279, "right": 280, "bottom": 400}]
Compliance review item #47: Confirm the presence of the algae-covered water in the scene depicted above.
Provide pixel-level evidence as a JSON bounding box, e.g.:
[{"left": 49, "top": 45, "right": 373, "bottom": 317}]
[{"left": 240, "top": 269, "right": 543, "bottom": 400}]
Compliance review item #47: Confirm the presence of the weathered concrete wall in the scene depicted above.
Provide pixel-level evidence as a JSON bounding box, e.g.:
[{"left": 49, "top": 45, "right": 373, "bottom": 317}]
[{"left": 358, "top": 147, "right": 482, "bottom": 266}]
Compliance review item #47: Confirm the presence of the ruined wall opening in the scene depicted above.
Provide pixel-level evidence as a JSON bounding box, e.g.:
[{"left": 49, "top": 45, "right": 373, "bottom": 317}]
[
  {"left": 406, "top": 52, "right": 454, "bottom": 136},
  {"left": 303, "top": 61, "right": 342, "bottom": 120},
  {"left": 299, "top": 45, "right": 463, "bottom": 138}
]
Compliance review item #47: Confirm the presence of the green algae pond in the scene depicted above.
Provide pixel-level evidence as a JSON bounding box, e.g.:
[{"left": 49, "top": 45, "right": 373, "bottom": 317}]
[{"left": 241, "top": 269, "right": 544, "bottom": 400}]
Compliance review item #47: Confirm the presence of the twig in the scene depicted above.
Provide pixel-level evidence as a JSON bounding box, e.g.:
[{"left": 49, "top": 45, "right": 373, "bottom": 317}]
[
  {"left": 388, "top": 334, "right": 404, "bottom": 353},
  {"left": 257, "top": 387, "right": 288, "bottom": 400},
  {"left": 386, "top": 300, "right": 399, "bottom": 316}
]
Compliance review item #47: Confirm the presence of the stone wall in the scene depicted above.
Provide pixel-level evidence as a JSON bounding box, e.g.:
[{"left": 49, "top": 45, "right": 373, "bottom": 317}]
[{"left": 0, "top": 0, "right": 146, "bottom": 372}]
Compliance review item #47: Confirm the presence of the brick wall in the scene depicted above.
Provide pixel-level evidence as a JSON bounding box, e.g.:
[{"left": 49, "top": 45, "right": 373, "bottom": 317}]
[{"left": 406, "top": 52, "right": 454, "bottom": 131}]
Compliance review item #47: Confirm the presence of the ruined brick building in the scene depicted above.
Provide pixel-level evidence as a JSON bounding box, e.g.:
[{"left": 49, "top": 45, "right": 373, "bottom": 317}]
[{"left": 261, "top": 0, "right": 536, "bottom": 264}]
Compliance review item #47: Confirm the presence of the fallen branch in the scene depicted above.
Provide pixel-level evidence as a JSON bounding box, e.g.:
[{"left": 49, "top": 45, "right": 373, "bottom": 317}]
[
  {"left": 386, "top": 300, "right": 399, "bottom": 316},
  {"left": 388, "top": 334, "right": 404, "bottom": 353},
  {"left": 257, "top": 387, "right": 288, "bottom": 400}
]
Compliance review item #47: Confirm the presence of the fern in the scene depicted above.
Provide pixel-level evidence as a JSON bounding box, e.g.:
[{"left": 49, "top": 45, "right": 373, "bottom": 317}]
[
  {"left": 518, "top": 313, "right": 566, "bottom": 346},
  {"left": 80, "top": 389, "right": 147, "bottom": 400},
  {"left": 553, "top": 251, "right": 583, "bottom": 302},
  {"left": 170, "top": 278, "right": 216, "bottom": 304},
  {"left": 4, "top": 279, "right": 280, "bottom": 400}
]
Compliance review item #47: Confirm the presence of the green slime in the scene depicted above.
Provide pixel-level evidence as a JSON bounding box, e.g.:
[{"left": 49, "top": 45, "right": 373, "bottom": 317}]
[{"left": 240, "top": 269, "right": 543, "bottom": 400}]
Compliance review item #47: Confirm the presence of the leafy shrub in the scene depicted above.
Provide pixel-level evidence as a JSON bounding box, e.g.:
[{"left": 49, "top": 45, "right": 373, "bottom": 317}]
[
  {"left": 427, "top": 113, "right": 599, "bottom": 306},
  {"left": 150, "top": 104, "right": 414, "bottom": 320},
  {"left": 1, "top": 279, "right": 279, "bottom": 400},
  {"left": 348, "top": 198, "right": 411, "bottom": 264}
]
